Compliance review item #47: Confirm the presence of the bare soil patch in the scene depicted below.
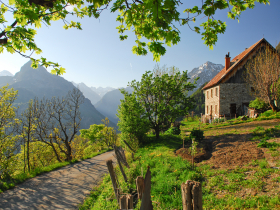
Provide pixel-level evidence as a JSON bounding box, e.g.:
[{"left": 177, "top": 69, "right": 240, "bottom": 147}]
[
  {"left": 177, "top": 119, "right": 280, "bottom": 169},
  {"left": 176, "top": 119, "right": 280, "bottom": 200},
  {"left": 176, "top": 134, "right": 266, "bottom": 169}
]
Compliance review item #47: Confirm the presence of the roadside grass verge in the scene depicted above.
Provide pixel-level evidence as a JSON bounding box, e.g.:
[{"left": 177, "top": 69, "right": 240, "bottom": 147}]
[
  {"left": 79, "top": 131, "right": 280, "bottom": 209},
  {"left": 0, "top": 148, "right": 112, "bottom": 193}
]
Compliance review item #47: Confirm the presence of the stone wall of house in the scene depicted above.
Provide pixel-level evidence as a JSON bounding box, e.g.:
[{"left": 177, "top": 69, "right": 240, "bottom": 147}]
[
  {"left": 203, "top": 85, "right": 220, "bottom": 117},
  {"left": 219, "top": 83, "right": 255, "bottom": 116}
]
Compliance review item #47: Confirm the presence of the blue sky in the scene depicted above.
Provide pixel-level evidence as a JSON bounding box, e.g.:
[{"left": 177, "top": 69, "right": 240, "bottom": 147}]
[{"left": 1, "top": 0, "right": 280, "bottom": 89}]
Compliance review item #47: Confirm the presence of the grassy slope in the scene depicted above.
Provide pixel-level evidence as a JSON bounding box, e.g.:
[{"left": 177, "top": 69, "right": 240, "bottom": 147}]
[{"left": 79, "top": 112, "right": 280, "bottom": 210}]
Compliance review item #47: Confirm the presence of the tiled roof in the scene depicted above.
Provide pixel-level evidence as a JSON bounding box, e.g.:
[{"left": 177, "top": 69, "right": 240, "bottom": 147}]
[{"left": 202, "top": 38, "right": 268, "bottom": 90}]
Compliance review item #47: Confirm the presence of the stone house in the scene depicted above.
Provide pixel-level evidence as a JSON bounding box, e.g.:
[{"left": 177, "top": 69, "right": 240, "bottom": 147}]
[{"left": 202, "top": 38, "right": 274, "bottom": 118}]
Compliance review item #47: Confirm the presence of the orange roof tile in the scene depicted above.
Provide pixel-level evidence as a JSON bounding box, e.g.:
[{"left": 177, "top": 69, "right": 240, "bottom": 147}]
[{"left": 202, "top": 38, "right": 269, "bottom": 90}]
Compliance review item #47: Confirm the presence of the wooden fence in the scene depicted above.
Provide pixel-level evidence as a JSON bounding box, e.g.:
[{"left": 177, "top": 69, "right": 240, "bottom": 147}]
[{"left": 106, "top": 142, "right": 203, "bottom": 210}]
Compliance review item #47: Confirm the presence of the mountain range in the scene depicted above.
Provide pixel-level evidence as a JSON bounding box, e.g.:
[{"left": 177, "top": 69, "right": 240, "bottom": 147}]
[
  {"left": 72, "top": 82, "right": 115, "bottom": 97},
  {"left": 1, "top": 60, "right": 223, "bottom": 129},
  {"left": 94, "top": 87, "right": 133, "bottom": 124},
  {"left": 91, "top": 86, "right": 116, "bottom": 98},
  {"left": 0, "top": 61, "right": 118, "bottom": 132}
]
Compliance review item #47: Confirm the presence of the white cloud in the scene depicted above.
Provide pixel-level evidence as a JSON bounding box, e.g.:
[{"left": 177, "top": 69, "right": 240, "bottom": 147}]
[{"left": 66, "top": 4, "right": 76, "bottom": 12}]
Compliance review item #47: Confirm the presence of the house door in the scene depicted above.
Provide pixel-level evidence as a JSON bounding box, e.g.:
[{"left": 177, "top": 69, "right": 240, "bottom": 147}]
[{"left": 230, "top": 103, "right": 236, "bottom": 116}]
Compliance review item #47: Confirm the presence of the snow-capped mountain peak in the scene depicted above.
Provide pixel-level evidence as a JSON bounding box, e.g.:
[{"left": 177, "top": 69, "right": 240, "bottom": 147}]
[{"left": 187, "top": 61, "right": 224, "bottom": 95}]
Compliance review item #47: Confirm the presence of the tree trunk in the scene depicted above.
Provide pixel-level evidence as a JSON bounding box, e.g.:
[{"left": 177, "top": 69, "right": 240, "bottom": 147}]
[
  {"left": 50, "top": 144, "right": 62, "bottom": 162},
  {"left": 269, "top": 99, "right": 278, "bottom": 112},
  {"left": 65, "top": 141, "right": 72, "bottom": 161},
  {"left": 155, "top": 125, "right": 160, "bottom": 139},
  {"left": 27, "top": 116, "right": 31, "bottom": 172}
]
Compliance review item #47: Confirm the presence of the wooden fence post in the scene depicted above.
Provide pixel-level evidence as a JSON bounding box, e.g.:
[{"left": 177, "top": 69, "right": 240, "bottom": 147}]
[
  {"left": 106, "top": 160, "right": 119, "bottom": 201},
  {"left": 181, "top": 180, "right": 202, "bottom": 210},
  {"left": 123, "top": 140, "right": 136, "bottom": 153},
  {"left": 119, "top": 195, "right": 127, "bottom": 209},
  {"left": 192, "top": 182, "right": 202, "bottom": 210},
  {"left": 181, "top": 181, "right": 192, "bottom": 210},
  {"left": 126, "top": 194, "right": 133, "bottom": 209},
  {"left": 116, "top": 155, "right": 128, "bottom": 183},
  {"left": 113, "top": 146, "right": 129, "bottom": 183},
  {"left": 119, "top": 194, "right": 133, "bottom": 209},
  {"left": 136, "top": 176, "right": 145, "bottom": 200},
  {"left": 140, "top": 166, "right": 153, "bottom": 210}
]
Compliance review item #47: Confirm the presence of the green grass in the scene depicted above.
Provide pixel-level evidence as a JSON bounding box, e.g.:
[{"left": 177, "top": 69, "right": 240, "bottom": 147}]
[
  {"left": 79, "top": 133, "right": 280, "bottom": 210},
  {"left": 0, "top": 148, "right": 112, "bottom": 193}
]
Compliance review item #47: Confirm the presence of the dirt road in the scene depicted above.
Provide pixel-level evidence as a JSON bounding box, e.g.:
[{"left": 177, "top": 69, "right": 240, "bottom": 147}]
[{"left": 0, "top": 151, "right": 116, "bottom": 210}]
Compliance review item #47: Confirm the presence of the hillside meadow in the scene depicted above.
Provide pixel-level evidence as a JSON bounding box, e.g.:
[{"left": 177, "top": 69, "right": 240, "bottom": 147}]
[{"left": 79, "top": 111, "right": 280, "bottom": 210}]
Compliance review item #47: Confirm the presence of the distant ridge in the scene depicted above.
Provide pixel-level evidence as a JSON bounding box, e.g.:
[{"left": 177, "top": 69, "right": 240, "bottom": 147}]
[
  {"left": 0, "top": 70, "right": 13, "bottom": 77},
  {"left": 94, "top": 87, "right": 133, "bottom": 124},
  {"left": 1, "top": 60, "right": 118, "bottom": 132},
  {"left": 91, "top": 86, "right": 116, "bottom": 98}
]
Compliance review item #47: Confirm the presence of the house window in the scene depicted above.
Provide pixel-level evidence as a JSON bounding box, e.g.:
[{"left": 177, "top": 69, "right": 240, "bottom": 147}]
[
  {"left": 207, "top": 91, "right": 209, "bottom": 99},
  {"left": 216, "top": 88, "right": 218, "bottom": 96},
  {"left": 207, "top": 106, "right": 208, "bottom": 114},
  {"left": 215, "top": 105, "right": 218, "bottom": 114},
  {"left": 211, "top": 89, "right": 213, "bottom": 98}
]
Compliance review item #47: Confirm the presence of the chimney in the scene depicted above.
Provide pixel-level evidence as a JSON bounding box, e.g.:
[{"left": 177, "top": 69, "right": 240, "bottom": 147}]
[{"left": 225, "top": 52, "right": 231, "bottom": 70}]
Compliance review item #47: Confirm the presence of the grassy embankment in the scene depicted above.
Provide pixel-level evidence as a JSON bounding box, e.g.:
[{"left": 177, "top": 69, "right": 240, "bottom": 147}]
[
  {"left": 79, "top": 111, "right": 280, "bottom": 210},
  {"left": 0, "top": 148, "right": 112, "bottom": 193}
]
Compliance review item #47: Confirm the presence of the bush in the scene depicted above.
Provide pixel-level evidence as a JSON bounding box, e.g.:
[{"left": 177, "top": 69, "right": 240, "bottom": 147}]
[
  {"left": 189, "top": 128, "right": 204, "bottom": 142},
  {"left": 164, "top": 126, "right": 180, "bottom": 135},
  {"left": 249, "top": 98, "right": 269, "bottom": 112}
]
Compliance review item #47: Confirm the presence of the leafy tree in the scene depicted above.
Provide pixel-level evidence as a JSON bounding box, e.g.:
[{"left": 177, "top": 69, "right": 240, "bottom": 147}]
[
  {"left": 0, "top": 85, "right": 21, "bottom": 179},
  {"left": 249, "top": 97, "right": 269, "bottom": 112},
  {"left": 16, "top": 141, "right": 65, "bottom": 171},
  {"left": 70, "top": 135, "right": 92, "bottom": 159},
  {"left": 80, "top": 118, "right": 118, "bottom": 149},
  {"left": 80, "top": 124, "right": 105, "bottom": 144},
  {"left": 100, "top": 117, "right": 118, "bottom": 148},
  {"left": 128, "top": 66, "right": 196, "bottom": 139},
  {"left": 0, "top": 0, "right": 270, "bottom": 74},
  {"left": 244, "top": 44, "right": 280, "bottom": 112},
  {"left": 116, "top": 89, "right": 150, "bottom": 146}
]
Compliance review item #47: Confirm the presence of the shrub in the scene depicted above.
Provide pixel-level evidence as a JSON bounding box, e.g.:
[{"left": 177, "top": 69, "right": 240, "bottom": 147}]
[
  {"left": 164, "top": 126, "right": 180, "bottom": 135},
  {"left": 249, "top": 98, "right": 269, "bottom": 111},
  {"left": 189, "top": 128, "right": 204, "bottom": 142}
]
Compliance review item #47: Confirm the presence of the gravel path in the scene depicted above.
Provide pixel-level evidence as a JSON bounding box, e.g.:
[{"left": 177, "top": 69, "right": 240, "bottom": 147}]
[{"left": 0, "top": 151, "right": 116, "bottom": 210}]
